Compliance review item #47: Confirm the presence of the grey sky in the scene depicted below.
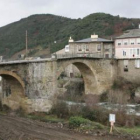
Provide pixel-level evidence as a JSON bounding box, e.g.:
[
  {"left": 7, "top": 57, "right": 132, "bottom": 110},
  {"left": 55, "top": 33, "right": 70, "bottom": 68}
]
[{"left": 0, "top": 0, "right": 140, "bottom": 27}]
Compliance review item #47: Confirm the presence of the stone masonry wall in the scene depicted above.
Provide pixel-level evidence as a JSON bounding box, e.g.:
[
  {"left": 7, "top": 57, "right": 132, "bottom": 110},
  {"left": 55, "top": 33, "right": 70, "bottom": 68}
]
[
  {"left": 117, "top": 59, "right": 140, "bottom": 83},
  {"left": 0, "top": 60, "right": 57, "bottom": 112}
]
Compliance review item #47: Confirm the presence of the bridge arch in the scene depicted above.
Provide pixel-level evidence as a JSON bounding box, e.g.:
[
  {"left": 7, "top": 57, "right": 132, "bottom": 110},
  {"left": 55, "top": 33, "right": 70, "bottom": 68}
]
[
  {"left": 57, "top": 60, "right": 99, "bottom": 95},
  {"left": 0, "top": 70, "right": 25, "bottom": 89},
  {"left": 0, "top": 70, "right": 25, "bottom": 110}
]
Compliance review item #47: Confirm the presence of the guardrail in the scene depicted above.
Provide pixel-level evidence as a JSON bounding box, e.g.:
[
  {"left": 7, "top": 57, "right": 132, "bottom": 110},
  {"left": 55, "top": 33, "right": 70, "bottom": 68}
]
[{"left": 52, "top": 53, "right": 106, "bottom": 59}]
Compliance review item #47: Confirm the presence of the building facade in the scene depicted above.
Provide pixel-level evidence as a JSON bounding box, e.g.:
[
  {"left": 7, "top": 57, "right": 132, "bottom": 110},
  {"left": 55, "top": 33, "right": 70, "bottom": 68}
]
[
  {"left": 115, "top": 29, "right": 140, "bottom": 59},
  {"left": 68, "top": 34, "right": 114, "bottom": 58}
]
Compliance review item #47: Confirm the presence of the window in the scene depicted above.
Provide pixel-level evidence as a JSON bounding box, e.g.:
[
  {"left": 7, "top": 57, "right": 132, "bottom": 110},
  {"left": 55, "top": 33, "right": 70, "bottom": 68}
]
[
  {"left": 105, "top": 54, "right": 109, "bottom": 58},
  {"left": 130, "top": 39, "right": 135, "bottom": 45},
  {"left": 85, "top": 45, "right": 89, "bottom": 51},
  {"left": 123, "top": 39, "right": 128, "bottom": 45},
  {"left": 65, "top": 45, "right": 69, "bottom": 52},
  {"left": 137, "top": 49, "right": 140, "bottom": 56},
  {"left": 97, "top": 45, "right": 101, "bottom": 51},
  {"left": 105, "top": 45, "right": 110, "bottom": 52},
  {"left": 135, "top": 60, "right": 140, "bottom": 68},
  {"left": 124, "top": 60, "right": 128, "bottom": 72},
  {"left": 105, "top": 48, "right": 110, "bottom": 52},
  {"left": 123, "top": 51, "right": 126, "bottom": 56},
  {"left": 118, "top": 43, "right": 121, "bottom": 46},
  {"left": 133, "top": 49, "right": 136, "bottom": 56},
  {"left": 77, "top": 45, "right": 82, "bottom": 51},
  {"left": 130, "top": 49, "right": 140, "bottom": 57},
  {"left": 131, "top": 42, "right": 134, "bottom": 45},
  {"left": 124, "top": 65, "right": 128, "bottom": 72},
  {"left": 137, "top": 38, "right": 140, "bottom": 44}
]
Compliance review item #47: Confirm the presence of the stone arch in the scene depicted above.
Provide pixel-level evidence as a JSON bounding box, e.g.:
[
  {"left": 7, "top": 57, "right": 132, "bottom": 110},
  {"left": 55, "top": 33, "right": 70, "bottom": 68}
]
[
  {"left": 57, "top": 60, "right": 99, "bottom": 95},
  {"left": 0, "top": 70, "right": 25, "bottom": 89},
  {"left": 0, "top": 70, "right": 25, "bottom": 110}
]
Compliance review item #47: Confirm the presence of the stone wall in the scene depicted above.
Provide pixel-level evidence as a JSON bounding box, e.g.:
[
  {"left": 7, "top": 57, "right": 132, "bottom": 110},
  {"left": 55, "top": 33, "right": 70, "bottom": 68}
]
[{"left": 117, "top": 59, "right": 140, "bottom": 83}]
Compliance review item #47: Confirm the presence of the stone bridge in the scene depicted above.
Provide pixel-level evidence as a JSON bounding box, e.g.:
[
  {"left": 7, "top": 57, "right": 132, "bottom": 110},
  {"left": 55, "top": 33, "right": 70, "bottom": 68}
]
[{"left": 0, "top": 58, "right": 117, "bottom": 112}]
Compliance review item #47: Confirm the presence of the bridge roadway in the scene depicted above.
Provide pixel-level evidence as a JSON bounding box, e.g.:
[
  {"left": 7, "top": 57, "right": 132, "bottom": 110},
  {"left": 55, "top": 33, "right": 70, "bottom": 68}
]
[
  {"left": 0, "top": 54, "right": 108, "bottom": 65},
  {"left": 0, "top": 58, "right": 52, "bottom": 65}
]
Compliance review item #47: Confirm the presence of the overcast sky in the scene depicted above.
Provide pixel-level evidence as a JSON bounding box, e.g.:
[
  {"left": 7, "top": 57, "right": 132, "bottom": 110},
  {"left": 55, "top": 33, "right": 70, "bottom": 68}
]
[{"left": 0, "top": 0, "right": 140, "bottom": 27}]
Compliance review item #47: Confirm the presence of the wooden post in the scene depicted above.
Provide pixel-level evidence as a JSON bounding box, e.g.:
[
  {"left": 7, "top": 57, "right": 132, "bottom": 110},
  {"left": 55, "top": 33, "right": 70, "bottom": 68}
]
[
  {"left": 109, "top": 114, "right": 115, "bottom": 134},
  {"left": 26, "top": 30, "right": 28, "bottom": 57},
  {"left": 110, "top": 121, "right": 114, "bottom": 134}
]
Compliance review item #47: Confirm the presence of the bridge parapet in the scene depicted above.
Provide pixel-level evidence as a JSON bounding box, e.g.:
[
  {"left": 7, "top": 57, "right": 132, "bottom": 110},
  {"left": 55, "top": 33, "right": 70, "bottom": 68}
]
[{"left": 52, "top": 53, "right": 113, "bottom": 59}]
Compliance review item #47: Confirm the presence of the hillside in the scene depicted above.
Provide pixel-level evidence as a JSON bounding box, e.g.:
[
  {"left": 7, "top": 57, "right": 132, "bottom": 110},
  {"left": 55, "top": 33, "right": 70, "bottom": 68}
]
[{"left": 0, "top": 13, "right": 140, "bottom": 59}]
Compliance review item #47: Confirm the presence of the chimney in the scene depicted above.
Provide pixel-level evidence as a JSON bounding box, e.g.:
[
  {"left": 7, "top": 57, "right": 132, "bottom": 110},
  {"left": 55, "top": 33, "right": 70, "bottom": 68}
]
[
  {"left": 69, "top": 36, "right": 74, "bottom": 42},
  {"left": 91, "top": 34, "right": 98, "bottom": 39}
]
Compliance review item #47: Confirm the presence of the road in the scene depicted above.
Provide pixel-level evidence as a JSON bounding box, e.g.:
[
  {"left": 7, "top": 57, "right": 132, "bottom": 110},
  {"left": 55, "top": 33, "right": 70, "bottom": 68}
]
[{"left": 0, "top": 114, "right": 134, "bottom": 140}]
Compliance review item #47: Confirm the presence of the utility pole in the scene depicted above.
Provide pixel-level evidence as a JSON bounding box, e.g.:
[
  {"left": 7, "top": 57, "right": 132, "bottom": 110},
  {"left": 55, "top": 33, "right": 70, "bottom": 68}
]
[{"left": 25, "top": 30, "right": 28, "bottom": 57}]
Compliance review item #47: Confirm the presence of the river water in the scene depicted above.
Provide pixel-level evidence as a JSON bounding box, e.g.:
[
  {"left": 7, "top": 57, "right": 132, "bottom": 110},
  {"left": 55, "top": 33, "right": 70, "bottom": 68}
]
[{"left": 64, "top": 100, "right": 140, "bottom": 116}]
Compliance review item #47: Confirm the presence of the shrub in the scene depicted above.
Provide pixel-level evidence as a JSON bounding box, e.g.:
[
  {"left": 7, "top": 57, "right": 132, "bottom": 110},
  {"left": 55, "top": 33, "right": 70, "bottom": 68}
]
[
  {"left": 68, "top": 105, "right": 83, "bottom": 117},
  {"left": 92, "top": 121, "right": 105, "bottom": 129},
  {"left": 108, "top": 89, "right": 129, "bottom": 104},
  {"left": 100, "top": 91, "right": 108, "bottom": 102},
  {"left": 69, "top": 116, "right": 105, "bottom": 130},
  {"left": 50, "top": 101, "right": 69, "bottom": 118},
  {"left": 81, "top": 106, "right": 109, "bottom": 125},
  {"left": 135, "top": 116, "right": 140, "bottom": 126},
  {"left": 69, "top": 116, "right": 90, "bottom": 128},
  {"left": 84, "top": 94, "right": 99, "bottom": 107},
  {"left": 111, "top": 77, "right": 137, "bottom": 102}
]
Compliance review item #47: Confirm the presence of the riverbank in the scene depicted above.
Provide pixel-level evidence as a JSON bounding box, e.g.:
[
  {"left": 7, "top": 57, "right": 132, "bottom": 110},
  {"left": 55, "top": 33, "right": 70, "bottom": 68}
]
[{"left": 0, "top": 113, "right": 139, "bottom": 140}]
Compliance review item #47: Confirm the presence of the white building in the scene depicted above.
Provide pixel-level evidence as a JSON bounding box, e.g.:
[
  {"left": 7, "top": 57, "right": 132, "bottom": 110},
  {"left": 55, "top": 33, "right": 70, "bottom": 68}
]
[{"left": 115, "top": 28, "right": 140, "bottom": 59}]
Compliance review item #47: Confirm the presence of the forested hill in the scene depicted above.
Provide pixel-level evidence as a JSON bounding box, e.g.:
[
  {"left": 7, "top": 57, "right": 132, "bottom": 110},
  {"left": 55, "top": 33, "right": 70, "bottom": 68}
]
[{"left": 0, "top": 13, "right": 140, "bottom": 59}]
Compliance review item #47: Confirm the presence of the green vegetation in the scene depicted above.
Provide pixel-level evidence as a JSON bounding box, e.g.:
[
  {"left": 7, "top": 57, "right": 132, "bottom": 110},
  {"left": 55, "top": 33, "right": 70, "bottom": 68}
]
[
  {"left": 69, "top": 116, "right": 91, "bottom": 128},
  {"left": 100, "top": 77, "right": 140, "bottom": 104},
  {"left": 26, "top": 114, "right": 64, "bottom": 123},
  {"left": 69, "top": 116, "right": 104, "bottom": 129},
  {"left": 1, "top": 13, "right": 140, "bottom": 58},
  {"left": 0, "top": 101, "right": 140, "bottom": 137},
  {"left": 117, "top": 126, "right": 140, "bottom": 136}
]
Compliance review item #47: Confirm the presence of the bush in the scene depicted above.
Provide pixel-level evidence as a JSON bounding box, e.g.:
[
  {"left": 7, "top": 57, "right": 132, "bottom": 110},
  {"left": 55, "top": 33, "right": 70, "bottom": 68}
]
[
  {"left": 69, "top": 116, "right": 90, "bottom": 128},
  {"left": 84, "top": 94, "right": 99, "bottom": 107},
  {"left": 108, "top": 89, "right": 129, "bottom": 104},
  {"left": 69, "top": 116, "right": 105, "bottom": 130},
  {"left": 91, "top": 121, "right": 105, "bottom": 129},
  {"left": 68, "top": 105, "right": 83, "bottom": 117},
  {"left": 81, "top": 106, "right": 109, "bottom": 125},
  {"left": 100, "top": 92, "right": 108, "bottom": 102},
  {"left": 50, "top": 101, "right": 69, "bottom": 118}
]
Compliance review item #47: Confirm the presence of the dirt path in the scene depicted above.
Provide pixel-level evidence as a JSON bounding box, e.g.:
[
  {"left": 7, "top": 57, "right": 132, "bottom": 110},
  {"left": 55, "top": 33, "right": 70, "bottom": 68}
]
[{"left": 0, "top": 114, "right": 135, "bottom": 140}]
